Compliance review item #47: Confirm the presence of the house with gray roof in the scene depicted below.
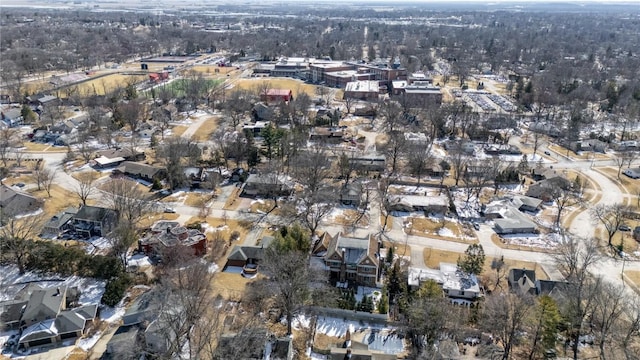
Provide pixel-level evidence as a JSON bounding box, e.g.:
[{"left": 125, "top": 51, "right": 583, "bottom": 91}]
[
  {"left": 1, "top": 107, "right": 24, "bottom": 127},
  {"left": 73, "top": 205, "right": 119, "bottom": 237},
  {"left": 508, "top": 268, "right": 537, "bottom": 295},
  {"left": 312, "top": 232, "right": 380, "bottom": 286},
  {"left": 18, "top": 304, "right": 97, "bottom": 350},
  {"left": 242, "top": 173, "right": 293, "bottom": 197},
  {"left": 105, "top": 326, "right": 140, "bottom": 359},
  {"left": 42, "top": 207, "right": 78, "bottom": 236},
  {"left": 408, "top": 263, "right": 482, "bottom": 302},
  {"left": 224, "top": 237, "right": 274, "bottom": 277},
  {"left": 114, "top": 161, "right": 166, "bottom": 182},
  {"left": 0, "top": 184, "right": 43, "bottom": 216}
]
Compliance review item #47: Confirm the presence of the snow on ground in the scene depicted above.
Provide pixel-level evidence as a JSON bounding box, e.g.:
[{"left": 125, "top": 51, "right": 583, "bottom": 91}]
[
  {"left": 0, "top": 330, "right": 18, "bottom": 351},
  {"left": 202, "top": 223, "right": 229, "bottom": 234},
  {"left": 438, "top": 227, "right": 455, "bottom": 237},
  {"left": 293, "top": 314, "right": 392, "bottom": 338},
  {"left": 101, "top": 299, "right": 126, "bottom": 323},
  {"left": 499, "top": 232, "right": 562, "bottom": 249},
  {"left": 78, "top": 331, "right": 102, "bottom": 351},
  {"left": 15, "top": 208, "right": 44, "bottom": 219},
  {"left": 127, "top": 253, "right": 152, "bottom": 267}
]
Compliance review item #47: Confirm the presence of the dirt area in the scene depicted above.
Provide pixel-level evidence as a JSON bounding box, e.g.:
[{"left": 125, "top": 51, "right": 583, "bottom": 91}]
[
  {"left": 211, "top": 272, "right": 257, "bottom": 299},
  {"left": 405, "top": 217, "right": 477, "bottom": 244},
  {"left": 234, "top": 78, "right": 321, "bottom": 98},
  {"left": 422, "top": 248, "right": 548, "bottom": 280}
]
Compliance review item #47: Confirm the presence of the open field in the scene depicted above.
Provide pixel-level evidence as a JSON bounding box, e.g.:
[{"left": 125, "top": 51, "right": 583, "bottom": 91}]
[
  {"left": 422, "top": 247, "right": 548, "bottom": 280},
  {"left": 191, "top": 116, "right": 220, "bottom": 141},
  {"left": 191, "top": 65, "right": 237, "bottom": 76},
  {"left": 234, "top": 78, "right": 322, "bottom": 98}
]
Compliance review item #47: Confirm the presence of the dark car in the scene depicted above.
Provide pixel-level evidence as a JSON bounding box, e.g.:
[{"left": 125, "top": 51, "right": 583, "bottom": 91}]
[
  {"left": 164, "top": 208, "right": 176, "bottom": 213},
  {"left": 544, "top": 150, "right": 551, "bottom": 156},
  {"left": 619, "top": 224, "right": 631, "bottom": 232},
  {"left": 472, "top": 222, "right": 480, "bottom": 231}
]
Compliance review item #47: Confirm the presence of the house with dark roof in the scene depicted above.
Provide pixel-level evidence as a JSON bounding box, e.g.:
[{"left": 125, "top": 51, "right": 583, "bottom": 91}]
[
  {"left": 73, "top": 205, "right": 119, "bottom": 237},
  {"left": 313, "top": 232, "right": 380, "bottom": 286},
  {"left": 95, "top": 148, "right": 146, "bottom": 162},
  {"left": 42, "top": 207, "right": 78, "bottom": 237},
  {"left": 508, "top": 268, "right": 537, "bottom": 295},
  {"left": 113, "top": 162, "right": 166, "bottom": 182},
  {"left": 525, "top": 176, "right": 573, "bottom": 202},
  {"left": 0, "top": 184, "right": 43, "bottom": 216},
  {"left": 535, "top": 279, "right": 569, "bottom": 296},
  {"left": 340, "top": 183, "right": 362, "bottom": 207},
  {"left": 105, "top": 326, "right": 140, "bottom": 359},
  {"left": 242, "top": 173, "right": 293, "bottom": 197},
  {"left": 224, "top": 236, "right": 274, "bottom": 277}
]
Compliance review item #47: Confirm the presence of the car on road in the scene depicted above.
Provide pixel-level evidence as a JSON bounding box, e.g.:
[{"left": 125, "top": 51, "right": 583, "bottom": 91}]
[
  {"left": 164, "top": 208, "right": 176, "bottom": 213},
  {"left": 619, "top": 224, "right": 631, "bottom": 231},
  {"left": 544, "top": 150, "right": 551, "bottom": 156},
  {"left": 13, "top": 183, "right": 25, "bottom": 188},
  {"left": 472, "top": 222, "right": 480, "bottom": 231}
]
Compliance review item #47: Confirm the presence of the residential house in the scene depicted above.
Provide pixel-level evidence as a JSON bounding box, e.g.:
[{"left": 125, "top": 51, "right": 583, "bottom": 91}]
[
  {"left": 387, "top": 193, "right": 449, "bottom": 215},
  {"left": 530, "top": 168, "right": 562, "bottom": 182},
  {"left": 224, "top": 237, "right": 274, "bottom": 277},
  {"left": 213, "top": 328, "right": 293, "bottom": 360},
  {"left": 252, "top": 102, "right": 274, "bottom": 121},
  {"left": 340, "top": 183, "right": 362, "bottom": 207},
  {"left": 1, "top": 107, "right": 24, "bottom": 127},
  {"left": 510, "top": 196, "right": 542, "bottom": 213},
  {"left": 444, "top": 140, "right": 475, "bottom": 155},
  {"left": 113, "top": 162, "right": 166, "bottom": 183},
  {"left": 242, "top": 173, "right": 293, "bottom": 197},
  {"left": 525, "top": 176, "right": 573, "bottom": 202},
  {"left": 122, "top": 291, "right": 157, "bottom": 327},
  {"left": 403, "top": 132, "right": 431, "bottom": 150},
  {"left": 95, "top": 148, "right": 146, "bottom": 162},
  {"left": 260, "top": 89, "right": 293, "bottom": 104},
  {"left": 408, "top": 263, "right": 482, "bottom": 302},
  {"left": 0, "top": 184, "right": 43, "bottom": 216},
  {"left": 2, "top": 285, "right": 97, "bottom": 350},
  {"left": 348, "top": 154, "right": 386, "bottom": 172},
  {"left": 105, "top": 326, "right": 140, "bottom": 359},
  {"left": 42, "top": 207, "right": 78, "bottom": 237},
  {"left": 483, "top": 201, "right": 537, "bottom": 234},
  {"left": 535, "top": 279, "right": 569, "bottom": 296},
  {"left": 309, "top": 126, "right": 347, "bottom": 143},
  {"left": 508, "top": 268, "right": 537, "bottom": 295},
  {"left": 138, "top": 221, "right": 207, "bottom": 257},
  {"left": 73, "top": 205, "right": 119, "bottom": 238},
  {"left": 312, "top": 232, "right": 380, "bottom": 286},
  {"left": 243, "top": 120, "right": 270, "bottom": 137},
  {"left": 344, "top": 80, "right": 380, "bottom": 101}
]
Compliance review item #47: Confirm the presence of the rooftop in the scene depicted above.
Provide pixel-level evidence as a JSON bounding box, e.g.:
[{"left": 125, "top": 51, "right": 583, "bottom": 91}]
[{"left": 345, "top": 80, "right": 380, "bottom": 93}]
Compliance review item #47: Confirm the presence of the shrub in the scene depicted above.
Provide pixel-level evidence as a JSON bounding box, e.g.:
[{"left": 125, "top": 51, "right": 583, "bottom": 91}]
[{"left": 102, "top": 274, "right": 131, "bottom": 307}]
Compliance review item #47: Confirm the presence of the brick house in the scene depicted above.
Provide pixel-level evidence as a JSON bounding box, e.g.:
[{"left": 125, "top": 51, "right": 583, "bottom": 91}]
[{"left": 313, "top": 232, "right": 380, "bottom": 286}]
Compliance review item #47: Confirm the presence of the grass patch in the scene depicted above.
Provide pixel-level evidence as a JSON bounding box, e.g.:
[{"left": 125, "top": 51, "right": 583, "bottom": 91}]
[
  {"left": 423, "top": 248, "right": 548, "bottom": 280},
  {"left": 596, "top": 166, "right": 640, "bottom": 197},
  {"left": 547, "top": 144, "right": 611, "bottom": 161},
  {"left": 623, "top": 270, "right": 640, "bottom": 291},
  {"left": 137, "top": 213, "right": 180, "bottom": 229},
  {"left": 30, "top": 184, "right": 82, "bottom": 219},
  {"left": 380, "top": 215, "right": 393, "bottom": 230},
  {"left": 333, "top": 209, "right": 369, "bottom": 227},
  {"left": 250, "top": 199, "right": 277, "bottom": 214},
  {"left": 405, "top": 217, "right": 477, "bottom": 244},
  {"left": 382, "top": 240, "right": 410, "bottom": 257},
  {"left": 184, "top": 192, "right": 215, "bottom": 207},
  {"left": 191, "top": 116, "right": 220, "bottom": 142},
  {"left": 61, "top": 74, "right": 147, "bottom": 98},
  {"left": 222, "top": 187, "right": 242, "bottom": 210},
  {"left": 189, "top": 216, "right": 253, "bottom": 246},
  {"left": 234, "top": 78, "right": 320, "bottom": 98},
  {"left": 170, "top": 125, "right": 189, "bottom": 137},
  {"left": 313, "top": 332, "right": 341, "bottom": 353},
  {"left": 162, "top": 78, "right": 225, "bottom": 98},
  {"left": 211, "top": 271, "right": 255, "bottom": 299}
]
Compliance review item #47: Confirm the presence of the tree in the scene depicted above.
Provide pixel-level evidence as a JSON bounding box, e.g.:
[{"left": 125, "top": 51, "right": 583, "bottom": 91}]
[
  {"left": 0, "top": 213, "right": 43, "bottom": 274},
  {"left": 526, "top": 295, "right": 561, "bottom": 360},
  {"left": 553, "top": 234, "right": 603, "bottom": 360},
  {"left": 102, "top": 177, "right": 155, "bottom": 228},
  {"left": 482, "top": 291, "right": 535, "bottom": 360},
  {"left": 32, "top": 164, "right": 56, "bottom": 196},
  {"left": 223, "top": 89, "right": 253, "bottom": 127},
  {"left": 457, "top": 244, "right": 485, "bottom": 275},
  {"left": 590, "top": 203, "right": 629, "bottom": 247},
  {"left": 260, "top": 123, "right": 285, "bottom": 161},
  {"left": 0, "top": 128, "right": 19, "bottom": 167},
  {"left": 592, "top": 280, "right": 627, "bottom": 360},
  {"left": 261, "top": 246, "right": 310, "bottom": 335},
  {"left": 74, "top": 171, "right": 98, "bottom": 206},
  {"left": 552, "top": 185, "right": 582, "bottom": 228},
  {"left": 614, "top": 150, "right": 638, "bottom": 179},
  {"left": 406, "top": 295, "right": 447, "bottom": 353}
]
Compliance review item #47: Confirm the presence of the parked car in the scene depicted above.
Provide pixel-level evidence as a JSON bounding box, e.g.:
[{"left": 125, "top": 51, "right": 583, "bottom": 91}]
[
  {"left": 619, "top": 224, "right": 631, "bottom": 231},
  {"left": 544, "top": 150, "right": 551, "bottom": 156},
  {"left": 472, "top": 222, "right": 480, "bottom": 231},
  {"left": 164, "top": 208, "right": 176, "bottom": 213}
]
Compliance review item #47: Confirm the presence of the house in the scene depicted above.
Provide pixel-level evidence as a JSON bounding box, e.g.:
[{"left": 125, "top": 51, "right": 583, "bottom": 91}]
[
  {"left": 403, "top": 132, "right": 430, "bottom": 149},
  {"left": 508, "top": 268, "right": 537, "bottom": 295},
  {"left": 484, "top": 202, "right": 537, "bottom": 234},
  {"left": 260, "top": 89, "right": 293, "bottom": 104},
  {"left": 2, "top": 285, "right": 97, "bottom": 350},
  {"left": 0, "top": 184, "right": 43, "bottom": 216},
  {"left": 1, "top": 107, "right": 24, "bottom": 127},
  {"left": 309, "top": 126, "right": 347, "bottom": 143},
  {"left": 510, "top": 196, "right": 542, "bottom": 213},
  {"left": 243, "top": 120, "right": 270, "bottom": 137},
  {"left": 340, "top": 183, "right": 362, "bottom": 206},
  {"left": 348, "top": 154, "right": 386, "bottom": 172},
  {"left": 42, "top": 207, "right": 78, "bottom": 237},
  {"left": 73, "top": 205, "right": 119, "bottom": 238},
  {"left": 105, "top": 326, "right": 140, "bottom": 359},
  {"left": 394, "top": 81, "right": 443, "bottom": 107},
  {"left": 344, "top": 80, "right": 380, "bottom": 101},
  {"left": 214, "top": 328, "right": 292, "bottom": 359},
  {"left": 387, "top": 192, "right": 449, "bottom": 215},
  {"left": 95, "top": 148, "right": 146, "bottom": 162},
  {"left": 312, "top": 232, "right": 380, "bottom": 286},
  {"left": 252, "top": 102, "right": 274, "bottom": 121},
  {"left": 408, "top": 263, "right": 482, "bottom": 302},
  {"left": 113, "top": 162, "right": 166, "bottom": 182},
  {"left": 122, "top": 291, "right": 157, "bottom": 327},
  {"left": 530, "top": 168, "right": 562, "bottom": 182},
  {"left": 242, "top": 173, "right": 293, "bottom": 197},
  {"left": 525, "top": 176, "right": 573, "bottom": 202},
  {"left": 444, "top": 140, "right": 475, "bottom": 155},
  {"left": 224, "top": 237, "right": 274, "bottom": 277},
  {"left": 535, "top": 279, "right": 569, "bottom": 296},
  {"left": 138, "top": 221, "right": 207, "bottom": 257}
]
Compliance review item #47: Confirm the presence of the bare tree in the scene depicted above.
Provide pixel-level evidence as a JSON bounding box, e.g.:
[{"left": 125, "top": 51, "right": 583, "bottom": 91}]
[
  {"left": 553, "top": 234, "right": 603, "bottom": 360},
  {"left": 32, "top": 165, "right": 56, "bottom": 197},
  {"left": 0, "top": 213, "right": 43, "bottom": 274},
  {"left": 592, "top": 280, "right": 627, "bottom": 360},
  {"left": 102, "top": 177, "right": 155, "bottom": 228},
  {"left": 74, "top": 171, "right": 98, "bottom": 206},
  {"left": 552, "top": 185, "right": 582, "bottom": 228},
  {"left": 0, "top": 128, "right": 19, "bottom": 167},
  {"left": 614, "top": 150, "right": 639, "bottom": 179},
  {"left": 590, "top": 203, "right": 629, "bottom": 247},
  {"left": 614, "top": 294, "right": 640, "bottom": 360},
  {"left": 482, "top": 291, "right": 535, "bottom": 360}
]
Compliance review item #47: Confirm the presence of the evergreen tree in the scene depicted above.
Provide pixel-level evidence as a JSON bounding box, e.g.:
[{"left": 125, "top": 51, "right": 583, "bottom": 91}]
[{"left": 457, "top": 244, "right": 485, "bottom": 275}]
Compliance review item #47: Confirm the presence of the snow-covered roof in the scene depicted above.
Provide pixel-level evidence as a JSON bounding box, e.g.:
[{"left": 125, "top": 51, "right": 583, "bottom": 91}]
[{"left": 19, "top": 319, "right": 57, "bottom": 343}]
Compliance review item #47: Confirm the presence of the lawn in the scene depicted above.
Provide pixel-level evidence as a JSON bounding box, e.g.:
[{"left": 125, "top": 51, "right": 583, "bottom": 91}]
[
  {"left": 422, "top": 248, "right": 548, "bottom": 280},
  {"left": 137, "top": 213, "right": 180, "bottom": 229},
  {"left": 30, "top": 184, "right": 82, "bottom": 219},
  {"left": 184, "top": 192, "right": 215, "bottom": 207},
  {"left": 211, "top": 272, "right": 256, "bottom": 299},
  {"left": 222, "top": 187, "right": 242, "bottom": 210},
  {"left": 188, "top": 216, "right": 254, "bottom": 246},
  {"left": 405, "top": 217, "right": 477, "bottom": 244},
  {"left": 623, "top": 270, "right": 640, "bottom": 294},
  {"left": 597, "top": 166, "right": 640, "bottom": 201},
  {"left": 191, "top": 116, "right": 220, "bottom": 142},
  {"left": 61, "top": 74, "right": 147, "bottom": 98},
  {"left": 191, "top": 65, "right": 237, "bottom": 76},
  {"left": 382, "top": 240, "right": 410, "bottom": 258},
  {"left": 162, "top": 78, "right": 225, "bottom": 98},
  {"left": 547, "top": 144, "right": 611, "bottom": 161},
  {"left": 333, "top": 209, "right": 369, "bottom": 227},
  {"left": 234, "top": 78, "right": 322, "bottom": 98},
  {"left": 249, "top": 199, "right": 277, "bottom": 214},
  {"left": 170, "top": 125, "right": 189, "bottom": 137}
]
